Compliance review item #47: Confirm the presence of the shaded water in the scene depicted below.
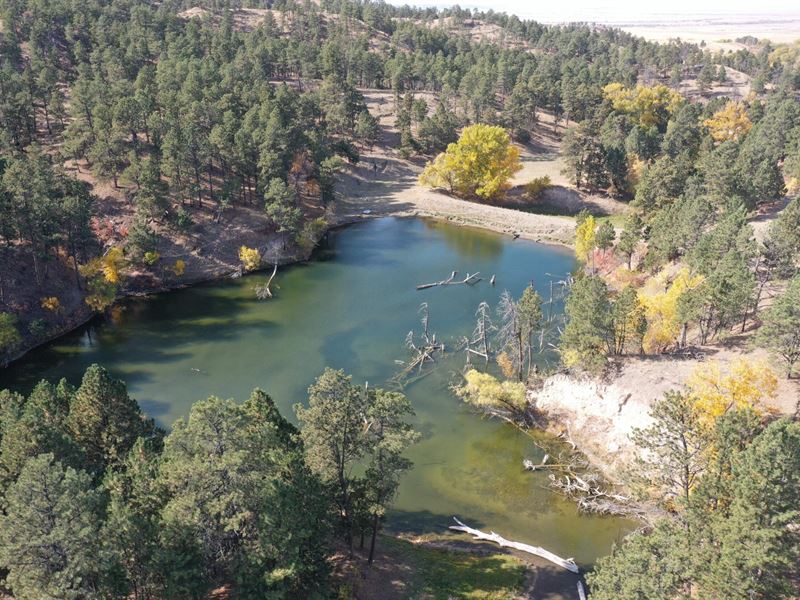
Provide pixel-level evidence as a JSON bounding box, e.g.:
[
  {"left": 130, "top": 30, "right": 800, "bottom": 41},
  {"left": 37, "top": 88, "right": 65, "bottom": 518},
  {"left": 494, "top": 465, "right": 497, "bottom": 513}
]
[{"left": 1, "top": 218, "right": 631, "bottom": 569}]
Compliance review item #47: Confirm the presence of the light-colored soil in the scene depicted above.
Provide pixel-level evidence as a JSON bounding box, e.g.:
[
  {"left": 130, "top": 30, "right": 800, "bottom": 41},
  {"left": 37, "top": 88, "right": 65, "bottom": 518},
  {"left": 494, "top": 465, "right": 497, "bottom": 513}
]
[
  {"left": 333, "top": 91, "right": 634, "bottom": 246},
  {"left": 534, "top": 326, "right": 800, "bottom": 483}
]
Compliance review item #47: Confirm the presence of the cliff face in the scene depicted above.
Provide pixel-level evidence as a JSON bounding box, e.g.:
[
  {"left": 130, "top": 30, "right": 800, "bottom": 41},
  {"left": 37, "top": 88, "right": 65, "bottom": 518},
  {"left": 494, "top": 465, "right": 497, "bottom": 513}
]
[
  {"left": 530, "top": 375, "right": 651, "bottom": 483},
  {"left": 529, "top": 358, "right": 694, "bottom": 482}
]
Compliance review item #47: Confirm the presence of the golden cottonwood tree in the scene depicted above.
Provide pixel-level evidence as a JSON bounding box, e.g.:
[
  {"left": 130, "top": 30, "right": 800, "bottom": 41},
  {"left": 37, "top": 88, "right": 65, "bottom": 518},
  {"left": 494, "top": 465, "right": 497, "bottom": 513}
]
[
  {"left": 456, "top": 370, "right": 527, "bottom": 413},
  {"left": 79, "top": 247, "right": 126, "bottom": 311},
  {"left": 638, "top": 268, "right": 704, "bottom": 353},
  {"left": 687, "top": 359, "right": 776, "bottom": 425},
  {"left": 702, "top": 101, "right": 752, "bottom": 142},
  {"left": 419, "top": 124, "right": 522, "bottom": 200},
  {"left": 602, "top": 83, "right": 683, "bottom": 128},
  {"left": 238, "top": 246, "right": 261, "bottom": 272},
  {"left": 574, "top": 215, "right": 596, "bottom": 263}
]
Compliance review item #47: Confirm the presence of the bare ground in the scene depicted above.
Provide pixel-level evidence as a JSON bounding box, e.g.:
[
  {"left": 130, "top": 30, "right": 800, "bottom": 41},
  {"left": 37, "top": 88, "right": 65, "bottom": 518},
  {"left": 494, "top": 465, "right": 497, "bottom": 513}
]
[
  {"left": 331, "top": 533, "right": 583, "bottom": 600},
  {"left": 333, "top": 92, "right": 631, "bottom": 246}
]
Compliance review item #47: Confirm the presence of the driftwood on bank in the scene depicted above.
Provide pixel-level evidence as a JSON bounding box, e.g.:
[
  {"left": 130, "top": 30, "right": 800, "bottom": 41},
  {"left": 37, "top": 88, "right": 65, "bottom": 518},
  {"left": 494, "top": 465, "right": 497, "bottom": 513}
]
[
  {"left": 417, "top": 270, "right": 482, "bottom": 290},
  {"left": 448, "top": 517, "right": 580, "bottom": 574}
]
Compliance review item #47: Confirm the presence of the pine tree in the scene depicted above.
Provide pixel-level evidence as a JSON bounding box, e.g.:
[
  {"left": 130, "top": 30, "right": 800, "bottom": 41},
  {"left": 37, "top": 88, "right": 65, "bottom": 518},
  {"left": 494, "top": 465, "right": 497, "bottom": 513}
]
[
  {"left": 67, "top": 364, "right": 159, "bottom": 473},
  {"left": 0, "top": 454, "right": 109, "bottom": 600},
  {"left": 295, "top": 368, "right": 368, "bottom": 550},
  {"left": 756, "top": 275, "right": 800, "bottom": 377}
]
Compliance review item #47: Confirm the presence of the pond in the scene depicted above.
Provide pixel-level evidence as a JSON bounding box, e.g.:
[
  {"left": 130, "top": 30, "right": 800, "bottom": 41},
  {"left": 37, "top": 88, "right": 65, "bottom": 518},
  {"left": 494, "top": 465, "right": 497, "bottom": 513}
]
[{"left": 0, "top": 217, "right": 631, "bottom": 573}]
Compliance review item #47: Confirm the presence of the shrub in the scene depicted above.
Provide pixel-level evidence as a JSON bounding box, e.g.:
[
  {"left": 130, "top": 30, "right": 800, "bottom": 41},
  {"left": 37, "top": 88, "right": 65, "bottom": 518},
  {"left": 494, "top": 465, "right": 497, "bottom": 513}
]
[
  {"left": 238, "top": 246, "right": 261, "bottom": 272},
  {"left": 27, "top": 319, "right": 49, "bottom": 338},
  {"left": 172, "top": 259, "right": 186, "bottom": 277},
  {"left": 173, "top": 208, "right": 193, "bottom": 232},
  {"left": 524, "top": 176, "right": 552, "bottom": 201},
  {"left": 298, "top": 217, "right": 328, "bottom": 252},
  {"left": 0, "top": 313, "right": 22, "bottom": 353},
  {"left": 41, "top": 297, "right": 61, "bottom": 312}
]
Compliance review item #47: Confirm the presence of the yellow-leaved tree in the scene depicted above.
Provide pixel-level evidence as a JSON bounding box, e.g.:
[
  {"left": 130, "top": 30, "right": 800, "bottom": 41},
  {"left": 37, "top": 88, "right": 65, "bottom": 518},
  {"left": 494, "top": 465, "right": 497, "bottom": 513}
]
[
  {"left": 101, "top": 247, "right": 125, "bottom": 284},
  {"left": 41, "top": 297, "right": 61, "bottom": 312},
  {"left": 638, "top": 267, "right": 704, "bottom": 353},
  {"left": 456, "top": 369, "right": 527, "bottom": 413},
  {"left": 238, "top": 246, "right": 261, "bottom": 272},
  {"left": 79, "top": 246, "right": 126, "bottom": 312},
  {"left": 574, "top": 215, "right": 596, "bottom": 263},
  {"left": 172, "top": 259, "right": 186, "bottom": 277},
  {"left": 702, "top": 101, "right": 752, "bottom": 142},
  {"left": 419, "top": 124, "right": 522, "bottom": 201},
  {"left": 603, "top": 83, "right": 683, "bottom": 128},
  {"left": 687, "top": 359, "right": 776, "bottom": 426}
]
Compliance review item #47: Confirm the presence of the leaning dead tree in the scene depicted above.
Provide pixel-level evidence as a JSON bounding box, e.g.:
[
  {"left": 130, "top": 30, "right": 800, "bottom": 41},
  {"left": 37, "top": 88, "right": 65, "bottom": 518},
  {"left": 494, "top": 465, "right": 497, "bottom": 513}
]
[
  {"left": 449, "top": 517, "right": 580, "bottom": 573},
  {"left": 254, "top": 263, "right": 279, "bottom": 299},
  {"left": 417, "top": 270, "right": 483, "bottom": 290},
  {"left": 465, "top": 301, "right": 496, "bottom": 367},
  {"left": 391, "top": 303, "right": 445, "bottom": 387}
]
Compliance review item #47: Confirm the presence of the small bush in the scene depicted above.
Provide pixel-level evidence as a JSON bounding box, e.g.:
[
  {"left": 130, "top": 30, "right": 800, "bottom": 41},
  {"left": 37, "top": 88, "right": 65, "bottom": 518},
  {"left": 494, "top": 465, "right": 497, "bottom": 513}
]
[
  {"left": 0, "top": 312, "right": 21, "bottom": 352},
  {"left": 238, "top": 246, "right": 261, "bottom": 272},
  {"left": 524, "top": 176, "right": 551, "bottom": 201},
  {"left": 41, "top": 297, "right": 61, "bottom": 312},
  {"left": 143, "top": 251, "right": 160, "bottom": 266},
  {"left": 298, "top": 217, "right": 328, "bottom": 252},
  {"left": 27, "top": 318, "right": 49, "bottom": 338},
  {"left": 172, "top": 259, "right": 186, "bottom": 277},
  {"left": 173, "top": 208, "right": 193, "bottom": 232}
]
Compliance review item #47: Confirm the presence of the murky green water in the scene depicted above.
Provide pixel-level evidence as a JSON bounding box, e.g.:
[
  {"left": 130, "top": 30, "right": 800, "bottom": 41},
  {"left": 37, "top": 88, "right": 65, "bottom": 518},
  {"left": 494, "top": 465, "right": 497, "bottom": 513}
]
[{"left": 0, "top": 217, "right": 631, "bottom": 569}]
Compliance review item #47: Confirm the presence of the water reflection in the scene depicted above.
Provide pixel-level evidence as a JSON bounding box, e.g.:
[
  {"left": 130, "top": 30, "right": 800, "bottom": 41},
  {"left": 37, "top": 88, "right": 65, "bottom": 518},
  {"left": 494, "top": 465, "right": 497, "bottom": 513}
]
[{"left": 423, "top": 218, "right": 505, "bottom": 259}]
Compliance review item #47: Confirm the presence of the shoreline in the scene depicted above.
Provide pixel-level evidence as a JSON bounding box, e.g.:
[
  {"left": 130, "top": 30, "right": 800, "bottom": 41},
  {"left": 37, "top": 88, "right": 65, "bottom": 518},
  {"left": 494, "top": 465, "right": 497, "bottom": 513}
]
[{"left": 2, "top": 198, "right": 574, "bottom": 368}]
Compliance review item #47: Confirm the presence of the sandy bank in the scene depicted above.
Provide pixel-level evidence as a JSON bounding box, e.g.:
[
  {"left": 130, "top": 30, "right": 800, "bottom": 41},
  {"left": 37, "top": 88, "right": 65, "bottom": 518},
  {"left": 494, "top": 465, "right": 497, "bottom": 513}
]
[{"left": 530, "top": 347, "right": 799, "bottom": 483}]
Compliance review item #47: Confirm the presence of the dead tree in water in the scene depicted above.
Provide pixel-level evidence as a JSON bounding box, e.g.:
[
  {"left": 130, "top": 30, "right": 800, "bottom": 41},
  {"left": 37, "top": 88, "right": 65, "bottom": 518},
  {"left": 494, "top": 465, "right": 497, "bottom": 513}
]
[
  {"left": 521, "top": 440, "right": 638, "bottom": 517},
  {"left": 465, "top": 301, "right": 495, "bottom": 367},
  {"left": 254, "top": 264, "right": 278, "bottom": 299},
  {"left": 391, "top": 303, "right": 445, "bottom": 387},
  {"left": 416, "top": 271, "right": 481, "bottom": 290}
]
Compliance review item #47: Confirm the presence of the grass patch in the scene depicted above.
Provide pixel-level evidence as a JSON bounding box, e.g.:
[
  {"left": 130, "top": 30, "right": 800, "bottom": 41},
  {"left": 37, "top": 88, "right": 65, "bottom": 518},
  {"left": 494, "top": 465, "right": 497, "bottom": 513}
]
[
  {"left": 595, "top": 214, "right": 627, "bottom": 228},
  {"left": 382, "top": 535, "right": 527, "bottom": 599}
]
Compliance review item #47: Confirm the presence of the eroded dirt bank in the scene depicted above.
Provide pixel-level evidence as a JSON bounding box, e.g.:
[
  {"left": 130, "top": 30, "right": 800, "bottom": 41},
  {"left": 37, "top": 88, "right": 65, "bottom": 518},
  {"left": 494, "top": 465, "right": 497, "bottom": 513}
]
[{"left": 530, "top": 352, "right": 800, "bottom": 484}]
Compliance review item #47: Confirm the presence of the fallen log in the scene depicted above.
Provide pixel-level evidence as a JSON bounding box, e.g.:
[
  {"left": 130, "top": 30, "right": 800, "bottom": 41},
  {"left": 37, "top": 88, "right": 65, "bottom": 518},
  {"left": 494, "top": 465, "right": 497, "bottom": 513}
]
[
  {"left": 417, "top": 271, "right": 484, "bottom": 290},
  {"left": 448, "top": 517, "right": 579, "bottom": 573},
  {"left": 417, "top": 270, "right": 456, "bottom": 290},
  {"left": 578, "top": 581, "right": 587, "bottom": 600}
]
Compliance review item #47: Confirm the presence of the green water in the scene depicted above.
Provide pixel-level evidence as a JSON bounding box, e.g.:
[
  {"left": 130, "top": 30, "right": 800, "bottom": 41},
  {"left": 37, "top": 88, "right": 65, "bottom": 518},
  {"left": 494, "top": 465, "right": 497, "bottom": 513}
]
[{"left": 0, "top": 217, "right": 631, "bottom": 569}]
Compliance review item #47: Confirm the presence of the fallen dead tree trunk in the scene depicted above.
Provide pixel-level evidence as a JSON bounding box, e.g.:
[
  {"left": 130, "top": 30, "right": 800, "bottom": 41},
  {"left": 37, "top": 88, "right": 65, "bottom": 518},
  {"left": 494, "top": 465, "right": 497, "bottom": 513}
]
[
  {"left": 448, "top": 517, "right": 580, "bottom": 574},
  {"left": 417, "top": 271, "right": 482, "bottom": 290},
  {"left": 578, "top": 580, "right": 587, "bottom": 600}
]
